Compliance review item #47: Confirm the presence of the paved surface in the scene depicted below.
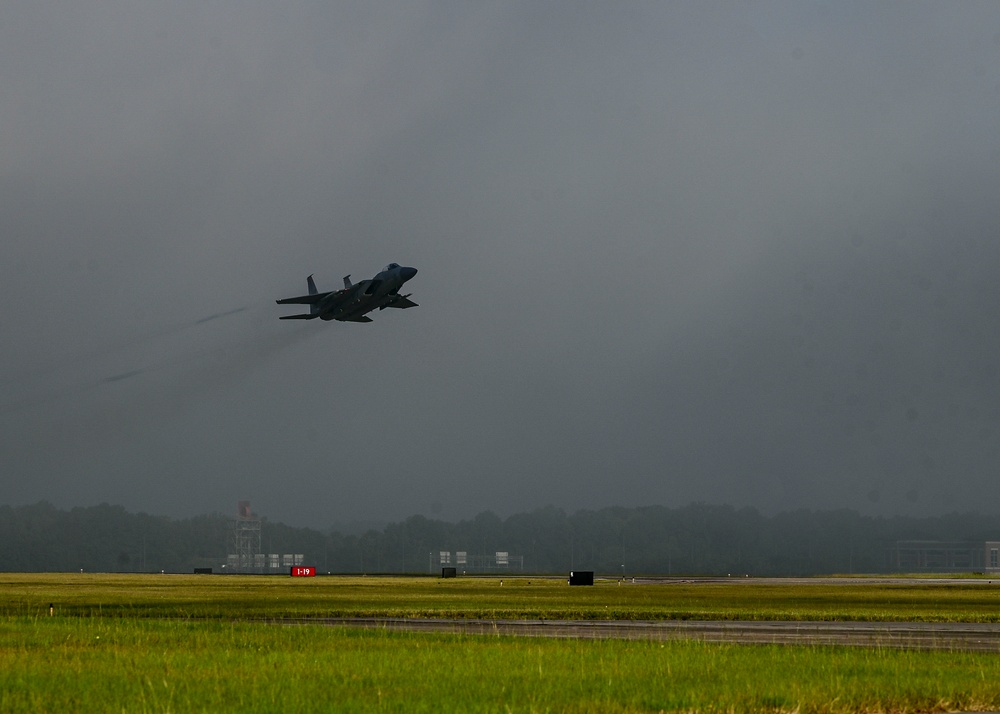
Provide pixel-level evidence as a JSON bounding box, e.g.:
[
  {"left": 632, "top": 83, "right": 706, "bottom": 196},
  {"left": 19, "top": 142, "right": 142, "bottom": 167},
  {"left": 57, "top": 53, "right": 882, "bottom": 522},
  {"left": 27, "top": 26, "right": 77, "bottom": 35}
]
[
  {"left": 282, "top": 577, "right": 1000, "bottom": 652},
  {"left": 288, "top": 617, "right": 1000, "bottom": 652}
]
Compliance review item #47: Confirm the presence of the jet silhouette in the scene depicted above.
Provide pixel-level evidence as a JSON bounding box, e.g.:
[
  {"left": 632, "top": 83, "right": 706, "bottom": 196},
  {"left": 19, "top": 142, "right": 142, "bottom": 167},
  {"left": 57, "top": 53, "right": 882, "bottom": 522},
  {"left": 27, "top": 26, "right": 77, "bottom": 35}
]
[{"left": 276, "top": 263, "right": 418, "bottom": 323}]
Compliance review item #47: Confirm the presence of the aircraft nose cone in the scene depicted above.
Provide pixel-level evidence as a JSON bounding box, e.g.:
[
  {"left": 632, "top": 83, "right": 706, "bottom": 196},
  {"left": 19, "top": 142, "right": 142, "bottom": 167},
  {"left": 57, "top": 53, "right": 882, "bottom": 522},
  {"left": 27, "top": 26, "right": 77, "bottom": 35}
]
[{"left": 401, "top": 266, "right": 417, "bottom": 281}]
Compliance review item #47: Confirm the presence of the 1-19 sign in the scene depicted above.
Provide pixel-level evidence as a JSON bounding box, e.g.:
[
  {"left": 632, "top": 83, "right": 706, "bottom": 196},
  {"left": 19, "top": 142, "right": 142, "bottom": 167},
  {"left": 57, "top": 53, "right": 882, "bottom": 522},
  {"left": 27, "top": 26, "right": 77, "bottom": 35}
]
[{"left": 290, "top": 566, "right": 316, "bottom": 577}]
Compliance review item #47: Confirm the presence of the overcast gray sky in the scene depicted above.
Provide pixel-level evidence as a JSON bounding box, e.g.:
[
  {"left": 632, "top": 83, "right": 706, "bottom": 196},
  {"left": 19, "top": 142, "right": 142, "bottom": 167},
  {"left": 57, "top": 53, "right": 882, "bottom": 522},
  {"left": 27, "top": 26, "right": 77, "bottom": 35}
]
[{"left": 2, "top": 2, "right": 1000, "bottom": 529}]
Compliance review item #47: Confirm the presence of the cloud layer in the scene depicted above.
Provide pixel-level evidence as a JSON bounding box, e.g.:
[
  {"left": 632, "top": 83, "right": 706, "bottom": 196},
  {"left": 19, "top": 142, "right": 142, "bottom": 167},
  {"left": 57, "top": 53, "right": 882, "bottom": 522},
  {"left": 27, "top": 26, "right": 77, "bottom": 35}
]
[{"left": 3, "top": 3, "right": 1000, "bottom": 527}]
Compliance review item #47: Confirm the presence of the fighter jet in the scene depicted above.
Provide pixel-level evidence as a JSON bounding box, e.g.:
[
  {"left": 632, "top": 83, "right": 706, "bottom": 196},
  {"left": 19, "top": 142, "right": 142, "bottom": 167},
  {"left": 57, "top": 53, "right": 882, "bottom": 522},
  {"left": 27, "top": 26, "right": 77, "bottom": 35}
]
[{"left": 276, "top": 263, "right": 418, "bottom": 323}]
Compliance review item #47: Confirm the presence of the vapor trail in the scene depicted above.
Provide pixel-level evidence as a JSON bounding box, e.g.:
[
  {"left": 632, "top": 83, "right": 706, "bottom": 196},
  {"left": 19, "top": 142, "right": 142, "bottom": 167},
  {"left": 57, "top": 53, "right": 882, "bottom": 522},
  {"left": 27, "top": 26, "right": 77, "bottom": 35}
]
[{"left": 0, "top": 303, "right": 265, "bottom": 415}]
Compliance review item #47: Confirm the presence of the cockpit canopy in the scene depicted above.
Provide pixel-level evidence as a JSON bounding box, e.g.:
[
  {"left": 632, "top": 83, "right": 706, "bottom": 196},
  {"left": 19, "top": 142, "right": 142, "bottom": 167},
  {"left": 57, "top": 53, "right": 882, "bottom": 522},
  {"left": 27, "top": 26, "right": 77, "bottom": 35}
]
[{"left": 383, "top": 262, "right": 401, "bottom": 271}]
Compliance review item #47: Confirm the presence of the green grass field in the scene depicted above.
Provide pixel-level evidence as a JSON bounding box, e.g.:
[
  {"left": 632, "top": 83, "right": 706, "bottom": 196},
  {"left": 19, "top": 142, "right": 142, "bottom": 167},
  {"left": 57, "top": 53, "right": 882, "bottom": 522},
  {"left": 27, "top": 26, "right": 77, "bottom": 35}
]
[
  {"left": 3, "top": 574, "right": 1000, "bottom": 712},
  {"left": 6, "top": 572, "right": 1000, "bottom": 622}
]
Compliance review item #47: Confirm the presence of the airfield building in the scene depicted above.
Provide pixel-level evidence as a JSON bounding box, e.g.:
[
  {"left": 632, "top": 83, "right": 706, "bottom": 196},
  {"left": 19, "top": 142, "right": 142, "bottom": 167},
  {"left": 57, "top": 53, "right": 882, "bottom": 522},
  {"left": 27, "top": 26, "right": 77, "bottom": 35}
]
[
  {"left": 893, "top": 540, "right": 1000, "bottom": 573},
  {"left": 430, "top": 550, "right": 524, "bottom": 574}
]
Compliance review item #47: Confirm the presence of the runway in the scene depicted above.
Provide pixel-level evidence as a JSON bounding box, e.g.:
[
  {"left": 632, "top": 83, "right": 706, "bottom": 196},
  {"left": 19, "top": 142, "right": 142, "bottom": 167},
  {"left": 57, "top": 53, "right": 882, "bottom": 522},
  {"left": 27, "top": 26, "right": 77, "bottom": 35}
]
[{"left": 289, "top": 617, "right": 1000, "bottom": 652}]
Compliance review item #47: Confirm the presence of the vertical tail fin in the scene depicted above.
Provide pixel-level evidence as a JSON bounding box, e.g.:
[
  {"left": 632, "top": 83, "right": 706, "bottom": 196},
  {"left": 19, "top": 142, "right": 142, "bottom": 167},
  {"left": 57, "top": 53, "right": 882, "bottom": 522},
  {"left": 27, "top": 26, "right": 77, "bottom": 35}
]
[
  {"left": 343, "top": 275, "right": 353, "bottom": 289},
  {"left": 307, "top": 275, "right": 319, "bottom": 316}
]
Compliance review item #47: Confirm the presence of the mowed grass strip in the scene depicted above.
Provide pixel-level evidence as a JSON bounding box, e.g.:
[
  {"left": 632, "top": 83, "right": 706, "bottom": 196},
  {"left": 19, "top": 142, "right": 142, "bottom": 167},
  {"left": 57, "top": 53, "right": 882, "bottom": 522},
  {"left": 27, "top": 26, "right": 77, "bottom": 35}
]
[
  {"left": 4, "top": 573, "right": 1000, "bottom": 622},
  {"left": 2, "top": 616, "right": 1000, "bottom": 713}
]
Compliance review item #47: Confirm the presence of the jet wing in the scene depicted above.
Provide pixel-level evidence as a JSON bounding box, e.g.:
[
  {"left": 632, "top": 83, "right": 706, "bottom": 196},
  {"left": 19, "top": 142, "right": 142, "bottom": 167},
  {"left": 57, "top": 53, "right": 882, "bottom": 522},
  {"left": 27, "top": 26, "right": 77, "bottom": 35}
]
[
  {"left": 277, "top": 281, "right": 371, "bottom": 317},
  {"left": 319, "top": 281, "right": 370, "bottom": 312},
  {"left": 276, "top": 281, "right": 365, "bottom": 307},
  {"left": 276, "top": 291, "right": 333, "bottom": 305}
]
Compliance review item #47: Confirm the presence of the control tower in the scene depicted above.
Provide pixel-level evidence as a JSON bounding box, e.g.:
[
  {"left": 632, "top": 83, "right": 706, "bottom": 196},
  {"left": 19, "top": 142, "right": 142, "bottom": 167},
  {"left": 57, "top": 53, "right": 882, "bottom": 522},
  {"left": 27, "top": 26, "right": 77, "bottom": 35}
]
[{"left": 227, "top": 500, "right": 261, "bottom": 573}]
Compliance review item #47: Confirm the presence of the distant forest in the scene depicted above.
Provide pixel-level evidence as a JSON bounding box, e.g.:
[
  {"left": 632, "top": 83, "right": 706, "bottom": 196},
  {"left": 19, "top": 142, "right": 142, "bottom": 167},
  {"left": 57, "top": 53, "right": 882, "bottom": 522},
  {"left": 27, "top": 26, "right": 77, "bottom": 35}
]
[{"left": 3, "top": 501, "right": 1000, "bottom": 576}]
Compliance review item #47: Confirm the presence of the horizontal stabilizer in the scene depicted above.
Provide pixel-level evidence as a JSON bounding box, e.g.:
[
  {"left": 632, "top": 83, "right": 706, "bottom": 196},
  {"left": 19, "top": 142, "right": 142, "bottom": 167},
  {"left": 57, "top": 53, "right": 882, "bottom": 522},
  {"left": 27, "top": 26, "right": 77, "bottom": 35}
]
[
  {"left": 279, "top": 313, "right": 320, "bottom": 320},
  {"left": 276, "top": 293, "right": 328, "bottom": 305}
]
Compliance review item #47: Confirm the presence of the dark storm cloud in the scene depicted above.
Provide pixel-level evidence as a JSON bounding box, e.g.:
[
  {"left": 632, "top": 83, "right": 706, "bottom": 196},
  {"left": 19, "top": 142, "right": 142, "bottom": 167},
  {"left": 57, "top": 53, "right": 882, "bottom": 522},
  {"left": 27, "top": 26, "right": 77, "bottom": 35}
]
[{"left": 2, "top": 2, "right": 1000, "bottom": 527}]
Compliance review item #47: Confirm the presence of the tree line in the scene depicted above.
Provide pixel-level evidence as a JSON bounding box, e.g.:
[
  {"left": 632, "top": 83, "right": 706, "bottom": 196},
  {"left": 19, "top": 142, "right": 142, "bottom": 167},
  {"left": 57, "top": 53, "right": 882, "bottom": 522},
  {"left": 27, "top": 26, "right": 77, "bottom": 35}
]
[{"left": 2, "top": 501, "right": 1000, "bottom": 575}]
